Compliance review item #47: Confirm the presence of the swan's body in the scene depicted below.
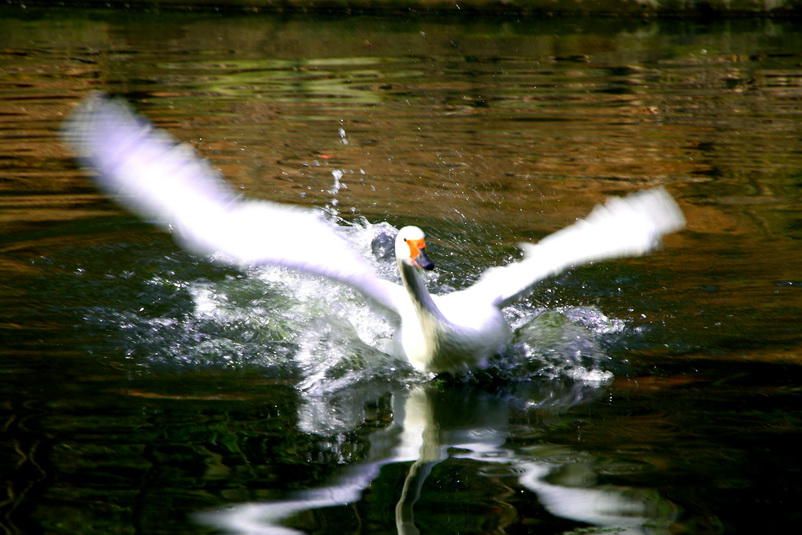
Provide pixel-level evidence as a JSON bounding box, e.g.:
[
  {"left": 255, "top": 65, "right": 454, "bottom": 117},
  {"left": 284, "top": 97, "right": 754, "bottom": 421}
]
[
  {"left": 389, "top": 227, "right": 509, "bottom": 372},
  {"left": 63, "top": 94, "right": 685, "bottom": 374}
]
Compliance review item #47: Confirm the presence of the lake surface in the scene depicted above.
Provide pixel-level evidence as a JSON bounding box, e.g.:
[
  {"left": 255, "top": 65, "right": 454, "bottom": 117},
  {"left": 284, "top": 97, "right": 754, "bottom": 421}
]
[{"left": 2, "top": 6, "right": 802, "bottom": 534}]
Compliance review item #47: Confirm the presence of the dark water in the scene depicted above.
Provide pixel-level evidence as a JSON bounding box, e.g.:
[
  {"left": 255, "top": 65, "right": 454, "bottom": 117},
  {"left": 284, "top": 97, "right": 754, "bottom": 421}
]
[{"left": 2, "top": 6, "right": 802, "bottom": 534}]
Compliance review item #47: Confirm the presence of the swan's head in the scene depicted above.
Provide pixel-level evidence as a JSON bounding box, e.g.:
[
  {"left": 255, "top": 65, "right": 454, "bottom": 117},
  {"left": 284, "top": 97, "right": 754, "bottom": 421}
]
[{"left": 395, "top": 226, "right": 434, "bottom": 270}]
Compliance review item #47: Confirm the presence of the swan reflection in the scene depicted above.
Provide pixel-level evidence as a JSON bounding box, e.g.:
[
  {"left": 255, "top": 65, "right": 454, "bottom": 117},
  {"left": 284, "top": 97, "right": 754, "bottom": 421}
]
[{"left": 197, "top": 382, "right": 676, "bottom": 534}]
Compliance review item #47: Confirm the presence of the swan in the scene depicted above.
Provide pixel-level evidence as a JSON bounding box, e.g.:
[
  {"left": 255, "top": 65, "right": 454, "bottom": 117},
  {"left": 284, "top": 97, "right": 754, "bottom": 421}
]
[{"left": 62, "top": 93, "right": 685, "bottom": 374}]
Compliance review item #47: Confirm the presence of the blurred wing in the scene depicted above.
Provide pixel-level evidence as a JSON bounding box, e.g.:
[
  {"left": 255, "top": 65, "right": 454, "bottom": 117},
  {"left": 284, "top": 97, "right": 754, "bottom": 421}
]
[
  {"left": 62, "top": 93, "right": 403, "bottom": 314},
  {"left": 466, "top": 187, "right": 685, "bottom": 308}
]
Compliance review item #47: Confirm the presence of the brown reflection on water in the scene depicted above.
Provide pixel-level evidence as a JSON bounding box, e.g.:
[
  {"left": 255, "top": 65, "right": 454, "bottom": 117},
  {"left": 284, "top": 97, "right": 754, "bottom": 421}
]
[{"left": 2, "top": 10, "right": 802, "bottom": 348}]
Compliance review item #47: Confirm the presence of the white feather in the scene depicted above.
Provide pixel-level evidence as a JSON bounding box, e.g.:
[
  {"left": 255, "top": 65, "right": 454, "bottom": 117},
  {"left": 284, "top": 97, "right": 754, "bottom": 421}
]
[
  {"left": 465, "top": 186, "right": 685, "bottom": 309},
  {"left": 62, "top": 94, "right": 402, "bottom": 314}
]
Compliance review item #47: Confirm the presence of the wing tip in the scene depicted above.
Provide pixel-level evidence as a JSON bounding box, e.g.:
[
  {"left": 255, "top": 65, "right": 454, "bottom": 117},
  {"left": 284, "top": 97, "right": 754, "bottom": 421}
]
[
  {"left": 628, "top": 186, "right": 686, "bottom": 237},
  {"left": 582, "top": 186, "right": 686, "bottom": 249}
]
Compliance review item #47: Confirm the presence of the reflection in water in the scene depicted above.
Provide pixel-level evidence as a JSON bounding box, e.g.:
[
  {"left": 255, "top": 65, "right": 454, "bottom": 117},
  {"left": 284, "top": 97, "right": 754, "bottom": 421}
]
[{"left": 198, "top": 383, "right": 675, "bottom": 534}]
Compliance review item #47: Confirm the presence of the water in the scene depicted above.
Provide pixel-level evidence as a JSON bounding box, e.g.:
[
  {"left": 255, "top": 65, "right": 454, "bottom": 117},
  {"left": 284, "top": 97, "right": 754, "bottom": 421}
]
[{"left": 2, "top": 6, "right": 802, "bottom": 534}]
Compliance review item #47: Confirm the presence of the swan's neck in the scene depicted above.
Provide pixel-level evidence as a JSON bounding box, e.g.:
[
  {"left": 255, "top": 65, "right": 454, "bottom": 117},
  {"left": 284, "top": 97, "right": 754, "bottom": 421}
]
[{"left": 398, "top": 260, "right": 446, "bottom": 322}]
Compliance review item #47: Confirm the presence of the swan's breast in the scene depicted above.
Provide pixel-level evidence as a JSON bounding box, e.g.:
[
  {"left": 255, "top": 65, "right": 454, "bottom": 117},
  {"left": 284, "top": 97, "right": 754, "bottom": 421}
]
[{"left": 402, "top": 296, "right": 510, "bottom": 374}]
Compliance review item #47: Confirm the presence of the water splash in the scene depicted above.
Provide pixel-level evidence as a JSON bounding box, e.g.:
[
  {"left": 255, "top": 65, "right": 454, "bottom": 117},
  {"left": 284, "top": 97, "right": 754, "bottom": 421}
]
[
  {"left": 328, "top": 169, "right": 344, "bottom": 195},
  {"left": 74, "top": 220, "right": 626, "bottom": 394}
]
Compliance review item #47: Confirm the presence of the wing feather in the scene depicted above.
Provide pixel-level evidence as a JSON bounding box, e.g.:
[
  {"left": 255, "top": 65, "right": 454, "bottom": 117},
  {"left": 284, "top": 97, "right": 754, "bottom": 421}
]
[
  {"left": 465, "top": 187, "right": 685, "bottom": 308},
  {"left": 62, "top": 93, "right": 403, "bottom": 314}
]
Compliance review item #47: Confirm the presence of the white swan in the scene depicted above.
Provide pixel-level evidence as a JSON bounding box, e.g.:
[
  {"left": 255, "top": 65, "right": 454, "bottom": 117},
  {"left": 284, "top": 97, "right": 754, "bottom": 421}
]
[{"left": 62, "top": 94, "right": 685, "bottom": 374}]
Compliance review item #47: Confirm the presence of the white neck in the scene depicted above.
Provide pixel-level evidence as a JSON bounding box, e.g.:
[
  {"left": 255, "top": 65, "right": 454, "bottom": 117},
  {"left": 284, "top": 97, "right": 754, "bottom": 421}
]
[{"left": 397, "top": 259, "right": 446, "bottom": 322}]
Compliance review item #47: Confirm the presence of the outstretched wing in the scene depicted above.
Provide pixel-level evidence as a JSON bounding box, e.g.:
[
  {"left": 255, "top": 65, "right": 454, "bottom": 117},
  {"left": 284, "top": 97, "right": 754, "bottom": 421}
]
[
  {"left": 464, "top": 187, "right": 685, "bottom": 308},
  {"left": 62, "top": 93, "right": 403, "bottom": 314}
]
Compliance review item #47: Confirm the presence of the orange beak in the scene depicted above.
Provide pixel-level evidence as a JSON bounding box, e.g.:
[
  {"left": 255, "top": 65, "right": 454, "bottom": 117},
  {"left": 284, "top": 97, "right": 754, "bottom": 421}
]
[{"left": 406, "top": 238, "right": 434, "bottom": 270}]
